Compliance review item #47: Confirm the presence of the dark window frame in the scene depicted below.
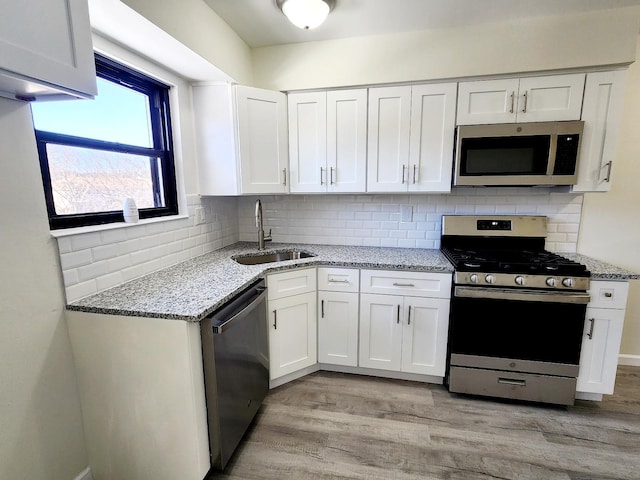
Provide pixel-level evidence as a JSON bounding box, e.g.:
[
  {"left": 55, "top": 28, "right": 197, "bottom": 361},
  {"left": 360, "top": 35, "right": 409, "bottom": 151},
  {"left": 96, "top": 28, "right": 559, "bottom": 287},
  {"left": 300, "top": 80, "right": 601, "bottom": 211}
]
[{"left": 35, "top": 53, "right": 179, "bottom": 230}]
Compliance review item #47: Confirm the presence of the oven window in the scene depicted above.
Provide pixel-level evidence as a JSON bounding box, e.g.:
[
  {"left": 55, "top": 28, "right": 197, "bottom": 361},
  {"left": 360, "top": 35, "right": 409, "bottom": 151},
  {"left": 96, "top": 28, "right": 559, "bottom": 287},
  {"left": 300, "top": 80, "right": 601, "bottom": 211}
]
[
  {"left": 449, "top": 296, "right": 586, "bottom": 365},
  {"left": 460, "top": 135, "right": 550, "bottom": 175}
]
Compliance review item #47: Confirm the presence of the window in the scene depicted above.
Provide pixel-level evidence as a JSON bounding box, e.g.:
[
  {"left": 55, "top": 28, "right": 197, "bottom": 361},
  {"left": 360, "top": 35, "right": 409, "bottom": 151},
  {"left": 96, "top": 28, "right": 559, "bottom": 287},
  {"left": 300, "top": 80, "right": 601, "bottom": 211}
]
[{"left": 31, "top": 54, "right": 178, "bottom": 229}]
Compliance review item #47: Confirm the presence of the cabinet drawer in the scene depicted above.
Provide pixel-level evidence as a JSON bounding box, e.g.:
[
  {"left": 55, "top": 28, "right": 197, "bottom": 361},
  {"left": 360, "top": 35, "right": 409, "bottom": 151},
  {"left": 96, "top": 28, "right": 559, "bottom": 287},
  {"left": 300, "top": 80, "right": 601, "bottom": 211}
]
[
  {"left": 360, "top": 270, "right": 451, "bottom": 298},
  {"left": 268, "top": 268, "right": 316, "bottom": 300},
  {"left": 317, "top": 268, "right": 359, "bottom": 292},
  {"left": 588, "top": 281, "right": 629, "bottom": 310}
]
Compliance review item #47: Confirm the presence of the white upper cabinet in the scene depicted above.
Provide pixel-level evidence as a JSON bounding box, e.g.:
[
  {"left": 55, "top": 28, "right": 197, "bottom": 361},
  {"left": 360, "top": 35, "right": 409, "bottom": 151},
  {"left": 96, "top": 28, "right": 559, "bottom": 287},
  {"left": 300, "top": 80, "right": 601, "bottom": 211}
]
[
  {"left": 408, "top": 83, "right": 458, "bottom": 192},
  {"left": 288, "top": 89, "right": 367, "bottom": 193},
  {"left": 237, "top": 86, "right": 289, "bottom": 194},
  {"left": 457, "top": 73, "right": 585, "bottom": 125},
  {"left": 367, "top": 86, "right": 411, "bottom": 193},
  {"left": 367, "top": 83, "right": 457, "bottom": 193},
  {"left": 0, "top": 0, "right": 97, "bottom": 100},
  {"left": 194, "top": 83, "right": 289, "bottom": 195},
  {"left": 572, "top": 70, "right": 627, "bottom": 192}
]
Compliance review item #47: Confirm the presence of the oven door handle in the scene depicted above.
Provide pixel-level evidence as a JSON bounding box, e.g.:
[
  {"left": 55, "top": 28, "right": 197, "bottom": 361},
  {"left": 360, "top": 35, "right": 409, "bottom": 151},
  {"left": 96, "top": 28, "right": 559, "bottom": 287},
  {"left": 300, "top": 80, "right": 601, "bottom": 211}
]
[{"left": 454, "top": 286, "right": 591, "bottom": 304}]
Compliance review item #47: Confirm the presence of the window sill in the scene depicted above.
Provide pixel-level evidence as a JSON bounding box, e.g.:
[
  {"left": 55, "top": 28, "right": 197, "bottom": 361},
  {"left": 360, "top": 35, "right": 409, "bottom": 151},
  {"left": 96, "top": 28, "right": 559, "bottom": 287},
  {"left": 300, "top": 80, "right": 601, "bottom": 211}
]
[{"left": 50, "top": 214, "right": 190, "bottom": 238}]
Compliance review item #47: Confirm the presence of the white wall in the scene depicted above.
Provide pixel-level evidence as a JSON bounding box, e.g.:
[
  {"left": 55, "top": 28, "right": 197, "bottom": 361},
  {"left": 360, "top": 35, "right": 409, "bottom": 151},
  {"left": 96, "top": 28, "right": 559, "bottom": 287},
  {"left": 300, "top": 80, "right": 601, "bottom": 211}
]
[
  {"left": 238, "top": 189, "right": 583, "bottom": 252},
  {"left": 579, "top": 35, "right": 640, "bottom": 358},
  {"left": 0, "top": 97, "right": 88, "bottom": 479},
  {"left": 121, "top": 0, "right": 253, "bottom": 84},
  {"left": 252, "top": 7, "right": 640, "bottom": 91}
]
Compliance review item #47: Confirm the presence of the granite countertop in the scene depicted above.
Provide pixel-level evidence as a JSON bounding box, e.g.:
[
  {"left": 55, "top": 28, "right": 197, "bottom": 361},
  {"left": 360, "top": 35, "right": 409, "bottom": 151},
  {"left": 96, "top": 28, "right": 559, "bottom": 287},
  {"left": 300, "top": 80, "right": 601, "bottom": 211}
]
[
  {"left": 67, "top": 242, "right": 453, "bottom": 322},
  {"left": 561, "top": 253, "right": 640, "bottom": 281}
]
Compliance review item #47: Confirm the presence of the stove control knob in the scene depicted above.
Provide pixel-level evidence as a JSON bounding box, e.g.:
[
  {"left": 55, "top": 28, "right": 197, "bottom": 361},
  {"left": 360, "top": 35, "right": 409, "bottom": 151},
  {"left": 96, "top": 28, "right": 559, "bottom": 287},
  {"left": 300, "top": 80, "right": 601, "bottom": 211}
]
[
  {"left": 562, "top": 278, "right": 574, "bottom": 288},
  {"left": 469, "top": 274, "right": 478, "bottom": 284},
  {"left": 514, "top": 276, "right": 525, "bottom": 286},
  {"left": 485, "top": 274, "right": 495, "bottom": 285},
  {"left": 546, "top": 277, "right": 557, "bottom": 287}
]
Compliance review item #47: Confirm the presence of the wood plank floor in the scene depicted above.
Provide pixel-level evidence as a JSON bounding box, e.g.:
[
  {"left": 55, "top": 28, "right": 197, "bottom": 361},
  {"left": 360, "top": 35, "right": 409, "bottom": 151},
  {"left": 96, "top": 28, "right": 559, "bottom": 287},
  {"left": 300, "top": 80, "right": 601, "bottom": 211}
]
[{"left": 210, "top": 366, "right": 640, "bottom": 480}]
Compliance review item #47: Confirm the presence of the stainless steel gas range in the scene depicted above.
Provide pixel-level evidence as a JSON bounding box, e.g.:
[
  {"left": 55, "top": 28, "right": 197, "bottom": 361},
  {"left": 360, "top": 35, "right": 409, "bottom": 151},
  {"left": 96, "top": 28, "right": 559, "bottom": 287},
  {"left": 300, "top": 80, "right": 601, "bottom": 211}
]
[{"left": 440, "top": 215, "right": 591, "bottom": 406}]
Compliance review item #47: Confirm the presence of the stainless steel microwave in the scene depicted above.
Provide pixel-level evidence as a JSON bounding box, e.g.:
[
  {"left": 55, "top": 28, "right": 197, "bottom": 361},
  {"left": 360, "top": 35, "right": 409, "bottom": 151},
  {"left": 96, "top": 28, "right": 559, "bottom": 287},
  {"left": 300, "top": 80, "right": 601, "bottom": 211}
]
[{"left": 453, "top": 121, "right": 584, "bottom": 186}]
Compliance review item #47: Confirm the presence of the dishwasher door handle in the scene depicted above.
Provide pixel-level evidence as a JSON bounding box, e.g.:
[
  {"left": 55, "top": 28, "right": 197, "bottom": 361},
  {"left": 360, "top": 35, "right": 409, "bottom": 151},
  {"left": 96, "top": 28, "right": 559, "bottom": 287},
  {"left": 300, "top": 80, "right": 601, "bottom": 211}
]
[{"left": 212, "top": 287, "right": 268, "bottom": 334}]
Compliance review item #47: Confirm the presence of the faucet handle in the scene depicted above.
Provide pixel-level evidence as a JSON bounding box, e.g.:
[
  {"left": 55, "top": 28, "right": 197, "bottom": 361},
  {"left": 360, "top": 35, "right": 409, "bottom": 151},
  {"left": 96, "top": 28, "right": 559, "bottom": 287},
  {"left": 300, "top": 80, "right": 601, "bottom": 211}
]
[{"left": 265, "top": 229, "right": 272, "bottom": 242}]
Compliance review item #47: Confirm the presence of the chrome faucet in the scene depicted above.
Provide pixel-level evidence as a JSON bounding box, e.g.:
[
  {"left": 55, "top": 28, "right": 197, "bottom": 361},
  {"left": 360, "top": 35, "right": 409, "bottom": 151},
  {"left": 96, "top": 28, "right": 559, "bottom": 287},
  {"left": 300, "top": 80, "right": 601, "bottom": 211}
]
[{"left": 255, "top": 199, "right": 272, "bottom": 250}]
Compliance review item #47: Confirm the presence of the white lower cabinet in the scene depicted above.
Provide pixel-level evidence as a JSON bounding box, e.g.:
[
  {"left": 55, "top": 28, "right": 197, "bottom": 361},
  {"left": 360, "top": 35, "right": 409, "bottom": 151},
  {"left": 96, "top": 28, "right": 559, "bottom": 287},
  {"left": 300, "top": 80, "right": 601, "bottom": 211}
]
[
  {"left": 359, "top": 294, "right": 450, "bottom": 376},
  {"left": 267, "top": 269, "right": 317, "bottom": 381},
  {"left": 317, "top": 267, "right": 360, "bottom": 367},
  {"left": 577, "top": 280, "right": 629, "bottom": 395},
  {"left": 318, "top": 291, "right": 359, "bottom": 366},
  {"left": 359, "top": 270, "right": 452, "bottom": 377}
]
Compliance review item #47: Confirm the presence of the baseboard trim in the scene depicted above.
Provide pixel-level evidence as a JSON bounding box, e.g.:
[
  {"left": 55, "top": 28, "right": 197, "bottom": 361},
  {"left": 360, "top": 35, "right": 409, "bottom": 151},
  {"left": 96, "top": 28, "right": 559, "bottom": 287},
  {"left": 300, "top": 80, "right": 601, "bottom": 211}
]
[
  {"left": 73, "top": 467, "right": 92, "bottom": 480},
  {"left": 619, "top": 354, "right": 640, "bottom": 366}
]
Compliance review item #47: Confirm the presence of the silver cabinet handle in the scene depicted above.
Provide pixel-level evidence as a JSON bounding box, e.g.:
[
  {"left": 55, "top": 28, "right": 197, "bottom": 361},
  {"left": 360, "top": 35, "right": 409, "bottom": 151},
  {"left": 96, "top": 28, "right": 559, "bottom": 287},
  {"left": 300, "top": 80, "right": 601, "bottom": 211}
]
[
  {"left": 321, "top": 300, "right": 325, "bottom": 318},
  {"left": 587, "top": 318, "right": 595, "bottom": 339},
  {"left": 393, "top": 282, "right": 415, "bottom": 287},
  {"left": 273, "top": 310, "right": 277, "bottom": 330},
  {"left": 407, "top": 305, "right": 412, "bottom": 325},
  {"left": 604, "top": 161, "right": 613, "bottom": 183},
  {"left": 330, "top": 166, "right": 335, "bottom": 185},
  {"left": 396, "top": 305, "right": 400, "bottom": 324},
  {"left": 412, "top": 165, "right": 417, "bottom": 184},
  {"left": 328, "top": 279, "right": 350, "bottom": 284},
  {"left": 282, "top": 168, "right": 287, "bottom": 186},
  {"left": 522, "top": 91, "right": 528, "bottom": 113},
  {"left": 320, "top": 167, "right": 324, "bottom": 185},
  {"left": 509, "top": 91, "right": 515, "bottom": 114},
  {"left": 401, "top": 164, "right": 406, "bottom": 184},
  {"left": 604, "top": 292, "right": 613, "bottom": 298},
  {"left": 498, "top": 377, "right": 526, "bottom": 387}
]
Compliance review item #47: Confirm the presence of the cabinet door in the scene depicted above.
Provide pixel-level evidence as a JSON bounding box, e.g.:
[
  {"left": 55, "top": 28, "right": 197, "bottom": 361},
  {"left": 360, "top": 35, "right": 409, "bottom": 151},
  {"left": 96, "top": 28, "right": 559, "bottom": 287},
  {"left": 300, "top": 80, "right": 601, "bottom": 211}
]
[
  {"left": 577, "top": 308, "right": 626, "bottom": 395},
  {"left": 401, "top": 297, "right": 450, "bottom": 376},
  {"left": 327, "top": 89, "right": 367, "bottom": 193},
  {"left": 318, "top": 291, "right": 359, "bottom": 367},
  {"left": 573, "top": 70, "right": 627, "bottom": 192},
  {"left": 0, "top": 0, "right": 96, "bottom": 99},
  {"left": 359, "top": 293, "right": 403, "bottom": 371},
  {"left": 236, "top": 86, "right": 289, "bottom": 194},
  {"left": 408, "top": 83, "right": 457, "bottom": 192},
  {"left": 269, "top": 292, "right": 317, "bottom": 381},
  {"left": 367, "top": 86, "right": 411, "bottom": 192},
  {"left": 456, "top": 79, "right": 519, "bottom": 125},
  {"left": 288, "top": 92, "right": 327, "bottom": 193},
  {"left": 517, "top": 74, "right": 585, "bottom": 123}
]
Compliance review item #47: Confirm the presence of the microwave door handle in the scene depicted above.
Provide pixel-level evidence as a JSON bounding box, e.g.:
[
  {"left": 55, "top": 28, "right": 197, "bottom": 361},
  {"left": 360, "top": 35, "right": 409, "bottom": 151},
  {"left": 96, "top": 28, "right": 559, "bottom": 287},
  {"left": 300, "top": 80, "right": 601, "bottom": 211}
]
[{"left": 546, "top": 134, "right": 558, "bottom": 176}]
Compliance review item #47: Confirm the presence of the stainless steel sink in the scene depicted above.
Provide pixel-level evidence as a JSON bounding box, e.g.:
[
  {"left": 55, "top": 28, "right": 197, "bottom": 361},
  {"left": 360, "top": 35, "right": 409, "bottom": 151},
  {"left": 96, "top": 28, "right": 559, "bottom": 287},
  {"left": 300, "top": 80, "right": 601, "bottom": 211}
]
[{"left": 233, "top": 250, "right": 316, "bottom": 265}]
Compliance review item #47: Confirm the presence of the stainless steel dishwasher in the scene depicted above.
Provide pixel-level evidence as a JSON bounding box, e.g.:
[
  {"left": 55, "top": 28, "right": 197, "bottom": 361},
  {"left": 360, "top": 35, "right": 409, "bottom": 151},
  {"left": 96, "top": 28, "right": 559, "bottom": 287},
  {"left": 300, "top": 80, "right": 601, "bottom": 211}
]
[{"left": 200, "top": 278, "right": 269, "bottom": 471}]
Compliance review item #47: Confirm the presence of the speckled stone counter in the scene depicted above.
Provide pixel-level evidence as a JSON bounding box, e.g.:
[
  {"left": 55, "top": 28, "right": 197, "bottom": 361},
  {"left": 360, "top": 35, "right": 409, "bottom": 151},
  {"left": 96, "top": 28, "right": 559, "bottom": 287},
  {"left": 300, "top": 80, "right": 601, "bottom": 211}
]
[
  {"left": 561, "top": 253, "right": 640, "bottom": 281},
  {"left": 67, "top": 242, "right": 453, "bottom": 322}
]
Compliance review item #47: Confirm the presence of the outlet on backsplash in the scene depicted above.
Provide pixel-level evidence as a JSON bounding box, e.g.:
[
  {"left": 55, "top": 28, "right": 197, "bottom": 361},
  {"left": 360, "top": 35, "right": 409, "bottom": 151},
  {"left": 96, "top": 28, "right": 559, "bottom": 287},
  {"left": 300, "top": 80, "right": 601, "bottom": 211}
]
[
  {"left": 400, "top": 205, "right": 413, "bottom": 223},
  {"left": 195, "top": 207, "right": 205, "bottom": 225}
]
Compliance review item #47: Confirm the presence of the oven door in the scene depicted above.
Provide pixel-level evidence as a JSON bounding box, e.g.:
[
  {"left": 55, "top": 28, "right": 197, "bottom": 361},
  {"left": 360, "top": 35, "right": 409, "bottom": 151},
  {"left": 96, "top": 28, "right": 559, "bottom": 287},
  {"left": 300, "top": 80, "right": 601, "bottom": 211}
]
[{"left": 449, "top": 286, "right": 590, "bottom": 373}]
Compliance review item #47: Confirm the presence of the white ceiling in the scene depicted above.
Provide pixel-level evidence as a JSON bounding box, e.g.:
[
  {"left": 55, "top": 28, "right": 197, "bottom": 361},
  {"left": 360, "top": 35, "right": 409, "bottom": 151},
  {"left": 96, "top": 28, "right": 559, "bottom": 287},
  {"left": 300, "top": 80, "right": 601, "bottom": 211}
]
[{"left": 204, "top": 0, "right": 640, "bottom": 48}]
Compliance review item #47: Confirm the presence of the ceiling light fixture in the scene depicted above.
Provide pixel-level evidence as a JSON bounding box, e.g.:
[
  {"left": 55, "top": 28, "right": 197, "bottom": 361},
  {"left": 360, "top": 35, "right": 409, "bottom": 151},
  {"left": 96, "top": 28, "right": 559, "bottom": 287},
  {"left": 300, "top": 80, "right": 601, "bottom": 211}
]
[{"left": 277, "top": 0, "right": 336, "bottom": 30}]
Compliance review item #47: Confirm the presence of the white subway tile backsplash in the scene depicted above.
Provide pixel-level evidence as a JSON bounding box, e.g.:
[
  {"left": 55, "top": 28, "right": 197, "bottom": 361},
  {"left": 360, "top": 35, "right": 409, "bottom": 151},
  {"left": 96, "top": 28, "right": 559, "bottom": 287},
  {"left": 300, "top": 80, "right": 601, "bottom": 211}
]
[
  {"left": 58, "top": 191, "right": 584, "bottom": 304},
  {"left": 58, "top": 195, "right": 239, "bottom": 302},
  {"left": 60, "top": 249, "right": 93, "bottom": 270},
  {"left": 66, "top": 280, "right": 97, "bottom": 303},
  {"left": 237, "top": 191, "right": 583, "bottom": 253},
  {"left": 77, "top": 260, "right": 109, "bottom": 283}
]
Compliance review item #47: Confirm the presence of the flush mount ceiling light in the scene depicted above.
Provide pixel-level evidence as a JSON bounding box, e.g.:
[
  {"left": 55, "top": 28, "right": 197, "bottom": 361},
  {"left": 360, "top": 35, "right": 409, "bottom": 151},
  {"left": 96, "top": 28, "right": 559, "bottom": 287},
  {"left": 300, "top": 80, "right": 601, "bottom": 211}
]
[{"left": 277, "top": 0, "right": 336, "bottom": 30}]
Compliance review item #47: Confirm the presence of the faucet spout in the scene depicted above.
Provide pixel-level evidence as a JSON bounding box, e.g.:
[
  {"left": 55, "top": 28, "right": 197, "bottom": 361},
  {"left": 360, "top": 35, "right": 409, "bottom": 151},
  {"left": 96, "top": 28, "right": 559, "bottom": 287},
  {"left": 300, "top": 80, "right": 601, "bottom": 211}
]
[{"left": 255, "top": 199, "right": 272, "bottom": 250}]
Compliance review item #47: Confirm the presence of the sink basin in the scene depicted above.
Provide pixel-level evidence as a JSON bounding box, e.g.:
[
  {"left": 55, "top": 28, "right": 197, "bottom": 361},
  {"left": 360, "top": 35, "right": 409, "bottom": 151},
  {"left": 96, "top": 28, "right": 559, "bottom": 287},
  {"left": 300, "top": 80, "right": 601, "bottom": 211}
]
[{"left": 233, "top": 250, "right": 316, "bottom": 265}]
